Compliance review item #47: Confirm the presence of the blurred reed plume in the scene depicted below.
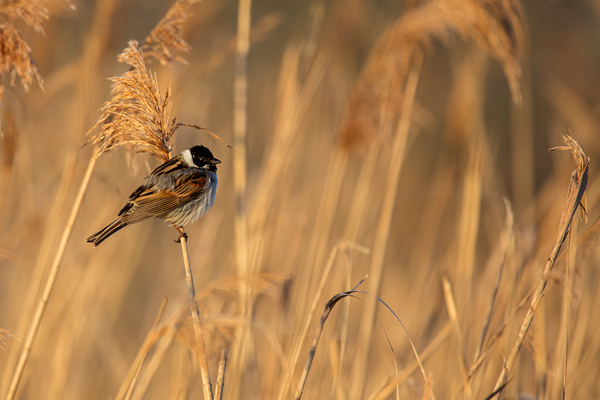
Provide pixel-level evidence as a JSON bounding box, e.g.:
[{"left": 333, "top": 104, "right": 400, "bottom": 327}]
[
  {"left": 142, "top": 0, "right": 200, "bottom": 65},
  {"left": 0, "top": 0, "right": 49, "bottom": 109},
  {"left": 0, "top": 329, "right": 19, "bottom": 350},
  {"left": 339, "top": 0, "right": 526, "bottom": 150},
  {"left": 0, "top": 0, "right": 48, "bottom": 31}
]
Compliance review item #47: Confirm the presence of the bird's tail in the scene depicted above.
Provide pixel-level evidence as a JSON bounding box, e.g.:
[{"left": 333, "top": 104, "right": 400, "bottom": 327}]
[{"left": 87, "top": 218, "right": 127, "bottom": 247}]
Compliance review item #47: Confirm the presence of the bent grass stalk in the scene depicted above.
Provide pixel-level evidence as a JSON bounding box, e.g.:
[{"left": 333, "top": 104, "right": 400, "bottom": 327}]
[{"left": 277, "top": 242, "right": 369, "bottom": 400}]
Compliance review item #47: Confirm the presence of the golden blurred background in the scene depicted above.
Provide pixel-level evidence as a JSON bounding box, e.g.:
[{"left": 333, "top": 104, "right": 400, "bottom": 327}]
[{"left": 1, "top": 0, "right": 600, "bottom": 399}]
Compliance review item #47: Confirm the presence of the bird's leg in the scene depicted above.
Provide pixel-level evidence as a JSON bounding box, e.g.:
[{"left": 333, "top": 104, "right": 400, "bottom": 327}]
[{"left": 173, "top": 225, "right": 188, "bottom": 243}]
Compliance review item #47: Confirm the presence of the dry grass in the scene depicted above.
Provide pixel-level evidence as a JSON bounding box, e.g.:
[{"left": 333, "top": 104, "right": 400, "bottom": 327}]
[{"left": 1, "top": 0, "right": 600, "bottom": 399}]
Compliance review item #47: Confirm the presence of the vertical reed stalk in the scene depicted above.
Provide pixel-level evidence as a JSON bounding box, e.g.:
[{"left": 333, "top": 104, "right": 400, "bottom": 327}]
[
  {"left": 296, "top": 148, "right": 348, "bottom": 317},
  {"left": 456, "top": 138, "right": 484, "bottom": 324},
  {"left": 233, "top": 0, "right": 251, "bottom": 288},
  {"left": 510, "top": 61, "right": 534, "bottom": 214},
  {"left": 6, "top": 152, "right": 97, "bottom": 400},
  {"left": 121, "top": 298, "right": 168, "bottom": 400},
  {"left": 215, "top": 349, "right": 228, "bottom": 400},
  {"left": 179, "top": 235, "right": 213, "bottom": 400},
  {"left": 229, "top": 0, "right": 253, "bottom": 397},
  {"left": 342, "top": 144, "right": 379, "bottom": 242},
  {"left": 350, "top": 49, "right": 424, "bottom": 400},
  {"left": 0, "top": 149, "right": 78, "bottom": 396}
]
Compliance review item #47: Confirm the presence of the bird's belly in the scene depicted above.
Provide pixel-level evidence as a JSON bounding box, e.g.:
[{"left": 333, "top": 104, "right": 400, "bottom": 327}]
[{"left": 162, "top": 176, "right": 217, "bottom": 227}]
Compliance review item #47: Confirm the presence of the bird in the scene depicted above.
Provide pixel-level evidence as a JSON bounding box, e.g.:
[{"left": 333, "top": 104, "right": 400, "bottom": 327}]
[{"left": 87, "top": 145, "right": 220, "bottom": 247}]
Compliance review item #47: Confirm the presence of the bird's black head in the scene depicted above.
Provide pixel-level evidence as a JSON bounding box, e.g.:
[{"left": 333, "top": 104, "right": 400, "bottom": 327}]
[{"left": 189, "top": 145, "right": 221, "bottom": 172}]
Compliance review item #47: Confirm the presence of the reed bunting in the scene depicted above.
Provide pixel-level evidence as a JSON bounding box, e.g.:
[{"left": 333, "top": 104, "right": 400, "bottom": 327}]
[{"left": 87, "top": 145, "right": 220, "bottom": 247}]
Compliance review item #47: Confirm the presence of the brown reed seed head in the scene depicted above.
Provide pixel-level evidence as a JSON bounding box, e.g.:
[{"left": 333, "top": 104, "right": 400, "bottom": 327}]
[
  {"left": 338, "top": 0, "right": 527, "bottom": 151},
  {"left": 141, "top": 0, "right": 200, "bottom": 65},
  {"left": 0, "top": 23, "right": 43, "bottom": 102},
  {"left": 87, "top": 41, "right": 177, "bottom": 163},
  {"left": 0, "top": 0, "right": 49, "bottom": 33},
  {"left": 550, "top": 134, "right": 590, "bottom": 223}
]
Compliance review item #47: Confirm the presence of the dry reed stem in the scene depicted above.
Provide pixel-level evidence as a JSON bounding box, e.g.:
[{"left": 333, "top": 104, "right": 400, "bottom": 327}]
[
  {"left": 227, "top": 0, "right": 252, "bottom": 397},
  {"left": 1, "top": 0, "right": 116, "bottom": 388},
  {"left": 490, "top": 135, "right": 589, "bottom": 398},
  {"left": 215, "top": 349, "right": 228, "bottom": 400},
  {"left": 199, "top": 13, "right": 282, "bottom": 73},
  {"left": 328, "top": 340, "right": 344, "bottom": 400},
  {"left": 548, "top": 217, "right": 577, "bottom": 399},
  {"left": 341, "top": 144, "right": 379, "bottom": 242},
  {"left": 442, "top": 278, "right": 471, "bottom": 398},
  {"left": 350, "top": 48, "right": 424, "bottom": 400},
  {"left": 471, "top": 198, "right": 514, "bottom": 371},
  {"left": 334, "top": 246, "right": 355, "bottom": 399},
  {"left": 6, "top": 152, "right": 97, "bottom": 400},
  {"left": 277, "top": 242, "right": 369, "bottom": 400},
  {"left": 421, "top": 374, "right": 435, "bottom": 400},
  {"left": 142, "top": 0, "right": 200, "bottom": 65},
  {"left": 295, "top": 148, "right": 348, "bottom": 319},
  {"left": 170, "top": 342, "right": 190, "bottom": 399},
  {"left": 232, "top": 0, "right": 251, "bottom": 295},
  {"left": 510, "top": 62, "right": 534, "bottom": 212},
  {"left": 252, "top": 21, "right": 329, "bottom": 324},
  {"left": 407, "top": 153, "right": 456, "bottom": 275},
  {"left": 456, "top": 138, "right": 484, "bottom": 325},
  {"left": 247, "top": 35, "right": 326, "bottom": 296},
  {"left": 248, "top": 44, "right": 325, "bottom": 238},
  {"left": 368, "top": 322, "right": 453, "bottom": 400},
  {"left": 0, "top": 247, "right": 31, "bottom": 268},
  {"left": 179, "top": 233, "right": 213, "bottom": 400},
  {"left": 120, "top": 298, "right": 169, "bottom": 400},
  {"left": 0, "top": 109, "right": 16, "bottom": 229},
  {"left": 130, "top": 325, "right": 180, "bottom": 400}
]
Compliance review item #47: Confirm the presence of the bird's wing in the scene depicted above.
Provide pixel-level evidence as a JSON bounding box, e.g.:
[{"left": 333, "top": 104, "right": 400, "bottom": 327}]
[
  {"left": 118, "top": 171, "right": 209, "bottom": 224},
  {"left": 149, "top": 155, "right": 188, "bottom": 177}
]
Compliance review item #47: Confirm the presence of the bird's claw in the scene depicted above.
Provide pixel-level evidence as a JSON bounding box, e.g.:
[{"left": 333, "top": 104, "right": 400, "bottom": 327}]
[{"left": 173, "top": 225, "right": 188, "bottom": 243}]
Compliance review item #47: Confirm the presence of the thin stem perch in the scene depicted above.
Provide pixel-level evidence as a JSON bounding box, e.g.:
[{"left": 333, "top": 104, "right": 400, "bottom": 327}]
[{"left": 179, "top": 233, "right": 213, "bottom": 400}]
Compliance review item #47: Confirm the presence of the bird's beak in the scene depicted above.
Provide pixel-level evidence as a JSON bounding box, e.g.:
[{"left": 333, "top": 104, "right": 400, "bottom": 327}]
[{"left": 210, "top": 158, "right": 221, "bottom": 165}]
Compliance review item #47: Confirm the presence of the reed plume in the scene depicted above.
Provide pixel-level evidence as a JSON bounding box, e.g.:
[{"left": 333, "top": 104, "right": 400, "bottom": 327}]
[
  {"left": 86, "top": 40, "right": 177, "bottom": 162},
  {"left": 339, "top": 0, "right": 527, "bottom": 150},
  {"left": 142, "top": 0, "right": 200, "bottom": 65}
]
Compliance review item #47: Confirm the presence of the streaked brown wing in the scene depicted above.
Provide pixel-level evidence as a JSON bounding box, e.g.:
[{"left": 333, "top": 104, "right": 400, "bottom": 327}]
[
  {"left": 126, "top": 156, "right": 188, "bottom": 201},
  {"left": 149, "top": 155, "right": 187, "bottom": 177},
  {"left": 120, "top": 172, "right": 208, "bottom": 224}
]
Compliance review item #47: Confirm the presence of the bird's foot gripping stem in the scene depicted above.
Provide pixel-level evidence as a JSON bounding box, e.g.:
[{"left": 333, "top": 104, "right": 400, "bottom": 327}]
[{"left": 173, "top": 225, "right": 188, "bottom": 243}]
